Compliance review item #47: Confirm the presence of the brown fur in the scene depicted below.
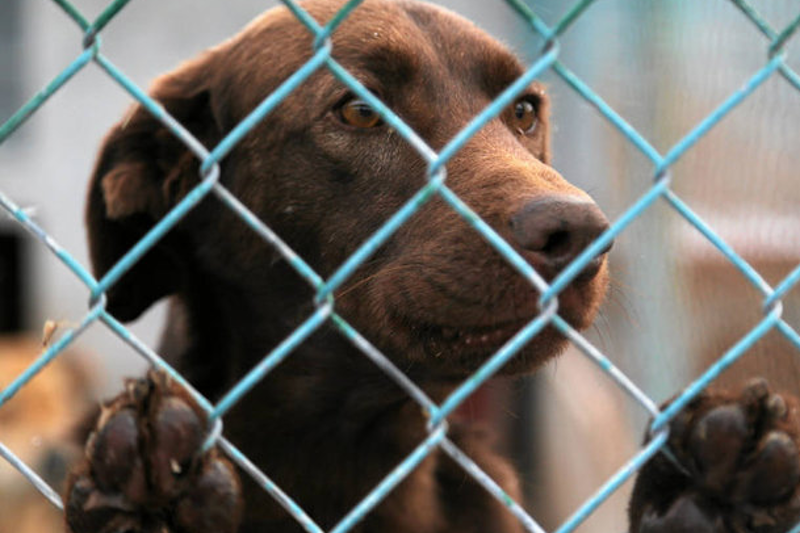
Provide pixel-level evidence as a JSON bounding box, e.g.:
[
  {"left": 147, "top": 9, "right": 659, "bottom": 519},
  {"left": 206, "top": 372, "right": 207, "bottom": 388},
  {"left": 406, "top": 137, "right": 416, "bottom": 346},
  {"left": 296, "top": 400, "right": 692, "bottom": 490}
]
[{"left": 82, "top": 1, "right": 611, "bottom": 531}]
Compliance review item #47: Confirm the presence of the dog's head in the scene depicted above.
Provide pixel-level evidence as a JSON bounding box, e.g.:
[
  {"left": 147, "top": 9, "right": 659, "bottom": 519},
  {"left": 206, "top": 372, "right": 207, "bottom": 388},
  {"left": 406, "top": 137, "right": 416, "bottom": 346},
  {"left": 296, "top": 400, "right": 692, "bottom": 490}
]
[{"left": 86, "top": 0, "right": 610, "bottom": 376}]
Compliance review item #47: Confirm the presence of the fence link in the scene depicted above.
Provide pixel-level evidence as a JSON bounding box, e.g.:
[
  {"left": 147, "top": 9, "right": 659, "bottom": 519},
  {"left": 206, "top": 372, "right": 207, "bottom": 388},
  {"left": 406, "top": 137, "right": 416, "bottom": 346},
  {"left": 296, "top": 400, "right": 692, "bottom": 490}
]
[{"left": 1, "top": 0, "right": 799, "bottom": 532}]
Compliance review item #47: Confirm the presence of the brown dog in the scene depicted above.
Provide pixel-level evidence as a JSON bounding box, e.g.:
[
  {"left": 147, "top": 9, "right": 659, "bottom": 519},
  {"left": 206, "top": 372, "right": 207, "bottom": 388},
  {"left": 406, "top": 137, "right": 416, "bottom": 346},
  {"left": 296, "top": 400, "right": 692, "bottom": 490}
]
[
  {"left": 65, "top": 1, "right": 800, "bottom": 532},
  {"left": 0, "top": 337, "right": 92, "bottom": 533}
]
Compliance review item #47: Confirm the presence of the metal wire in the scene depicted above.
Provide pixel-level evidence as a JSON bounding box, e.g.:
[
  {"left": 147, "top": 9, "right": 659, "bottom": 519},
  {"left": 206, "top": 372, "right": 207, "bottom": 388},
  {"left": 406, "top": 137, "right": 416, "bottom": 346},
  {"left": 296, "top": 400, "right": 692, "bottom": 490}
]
[{"left": 0, "top": 0, "right": 798, "bottom": 532}]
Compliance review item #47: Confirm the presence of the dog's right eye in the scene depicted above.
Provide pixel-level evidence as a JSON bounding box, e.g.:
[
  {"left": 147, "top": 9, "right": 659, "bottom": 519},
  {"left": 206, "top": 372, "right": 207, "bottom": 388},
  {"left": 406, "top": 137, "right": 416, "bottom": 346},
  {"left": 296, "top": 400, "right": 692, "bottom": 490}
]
[
  {"left": 337, "top": 97, "right": 383, "bottom": 128},
  {"left": 511, "top": 98, "right": 538, "bottom": 135}
]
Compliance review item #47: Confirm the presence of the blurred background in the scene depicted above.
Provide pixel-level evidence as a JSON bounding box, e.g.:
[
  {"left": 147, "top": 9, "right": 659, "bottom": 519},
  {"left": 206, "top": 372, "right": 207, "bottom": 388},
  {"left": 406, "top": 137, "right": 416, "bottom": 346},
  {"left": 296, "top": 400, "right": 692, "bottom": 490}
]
[{"left": 0, "top": 1, "right": 798, "bottom": 532}]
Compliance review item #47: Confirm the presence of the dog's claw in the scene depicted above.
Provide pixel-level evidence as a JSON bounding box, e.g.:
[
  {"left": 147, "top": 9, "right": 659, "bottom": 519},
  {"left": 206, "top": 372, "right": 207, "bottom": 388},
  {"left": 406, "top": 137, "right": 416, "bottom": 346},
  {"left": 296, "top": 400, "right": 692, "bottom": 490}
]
[
  {"left": 633, "top": 383, "right": 800, "bottom": 533},
  {"left": 64, "top": 371, "right": 243, "bottom": 533}
]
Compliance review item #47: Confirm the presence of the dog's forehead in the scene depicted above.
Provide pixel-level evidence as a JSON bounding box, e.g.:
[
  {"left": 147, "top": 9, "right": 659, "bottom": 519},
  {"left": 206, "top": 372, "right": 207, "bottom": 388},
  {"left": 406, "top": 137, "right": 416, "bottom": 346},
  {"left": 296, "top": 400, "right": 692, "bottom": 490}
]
[
  {"left": 238, "top": 0, "right": 531, "bottom": 89},
  {"left": 203, "top": 0, "right": 548, "bottom": 125},
  {"left": 342, "top": 1, "right": 527, "bottom": 81}
]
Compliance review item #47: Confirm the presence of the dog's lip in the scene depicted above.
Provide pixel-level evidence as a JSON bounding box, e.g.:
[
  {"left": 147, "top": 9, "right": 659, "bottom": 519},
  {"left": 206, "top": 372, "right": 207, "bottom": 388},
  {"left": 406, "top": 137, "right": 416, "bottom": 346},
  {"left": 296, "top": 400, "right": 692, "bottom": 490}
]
[
  {"left": 385, "top": 253, "right": 608, "bottom": 354},
  {"left": 394, "top": 265, "right": 607, "bottom": 346},
  {"left": 416, "top": 319, "right": 533, "bottom": 354}
]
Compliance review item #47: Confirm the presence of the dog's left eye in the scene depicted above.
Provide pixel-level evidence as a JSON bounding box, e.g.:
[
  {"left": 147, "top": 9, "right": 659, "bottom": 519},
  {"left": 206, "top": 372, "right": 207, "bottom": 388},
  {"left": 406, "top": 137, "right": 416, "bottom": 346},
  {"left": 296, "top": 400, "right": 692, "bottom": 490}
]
[
  {"left": 511, "top": 98, "right": 538, "bottom": 134},
  {"left": 338, "top": 97, "right": 383, "bottom": 128}
]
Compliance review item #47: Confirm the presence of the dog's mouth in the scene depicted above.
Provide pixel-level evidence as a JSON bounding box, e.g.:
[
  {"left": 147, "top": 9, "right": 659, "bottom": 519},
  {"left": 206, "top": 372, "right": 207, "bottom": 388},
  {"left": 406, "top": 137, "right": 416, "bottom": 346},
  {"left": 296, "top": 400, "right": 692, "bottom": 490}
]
[
  {"left": 410, "top": 260, "right": 607, "bottom": 353},
  {"left": 344, "top": 247, "right": 609, "bottom": 377},
  {"left": 419, "top": 320, "right": 530, "bottom": 357},
  {"left": 376, "top": 260, "right": 607, "bottom": 375}
]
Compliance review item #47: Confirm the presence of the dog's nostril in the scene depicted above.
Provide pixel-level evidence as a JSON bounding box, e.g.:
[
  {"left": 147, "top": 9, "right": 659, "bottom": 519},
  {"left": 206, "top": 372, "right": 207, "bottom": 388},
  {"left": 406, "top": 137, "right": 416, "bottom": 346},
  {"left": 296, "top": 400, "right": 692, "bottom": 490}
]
[
  {"left": 540, "top": 230, "right": 572, "bottom": 258},
  {"left": 509, "top": 195, "right": 611, "bottom": 271}
]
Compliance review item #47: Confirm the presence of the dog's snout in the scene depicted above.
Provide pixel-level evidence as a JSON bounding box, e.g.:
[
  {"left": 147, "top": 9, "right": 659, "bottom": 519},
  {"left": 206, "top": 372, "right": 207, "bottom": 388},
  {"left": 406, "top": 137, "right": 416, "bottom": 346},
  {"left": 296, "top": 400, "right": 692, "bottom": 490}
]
[{"left": 509, "top": 196, "right": 612, "bottom": 273}]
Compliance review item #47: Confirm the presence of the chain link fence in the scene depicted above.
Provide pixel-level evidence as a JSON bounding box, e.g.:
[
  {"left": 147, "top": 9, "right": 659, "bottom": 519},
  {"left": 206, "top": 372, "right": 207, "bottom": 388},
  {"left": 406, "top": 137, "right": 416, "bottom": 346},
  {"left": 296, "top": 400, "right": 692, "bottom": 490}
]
[{"left": 1, "top": 0, "right": 800, "bottom": 531}]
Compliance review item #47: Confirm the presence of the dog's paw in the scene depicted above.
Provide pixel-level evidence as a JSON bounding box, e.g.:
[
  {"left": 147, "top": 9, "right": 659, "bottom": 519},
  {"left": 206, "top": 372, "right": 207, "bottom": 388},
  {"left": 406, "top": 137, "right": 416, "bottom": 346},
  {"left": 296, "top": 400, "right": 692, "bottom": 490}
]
[
  {"left": 64, "top": 371, "right": 242, "bottom": 533},
  {"left": 632, "top": 379, "right": 800, "bottom": 533}
]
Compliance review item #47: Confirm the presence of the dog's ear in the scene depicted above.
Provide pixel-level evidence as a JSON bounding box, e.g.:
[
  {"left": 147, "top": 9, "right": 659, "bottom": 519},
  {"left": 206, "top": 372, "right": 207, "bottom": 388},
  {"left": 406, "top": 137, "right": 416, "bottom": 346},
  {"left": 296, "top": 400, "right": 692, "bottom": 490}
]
[{"left": 86, "top": 54, "right": 224, "bottom": 321}]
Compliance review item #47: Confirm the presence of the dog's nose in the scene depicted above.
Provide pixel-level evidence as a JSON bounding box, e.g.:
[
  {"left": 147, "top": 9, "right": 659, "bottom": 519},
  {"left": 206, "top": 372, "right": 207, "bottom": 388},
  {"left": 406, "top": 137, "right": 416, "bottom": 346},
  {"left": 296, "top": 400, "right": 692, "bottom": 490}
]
[{"left": 509, "top": 196, "right": 612, "bottom": 273}]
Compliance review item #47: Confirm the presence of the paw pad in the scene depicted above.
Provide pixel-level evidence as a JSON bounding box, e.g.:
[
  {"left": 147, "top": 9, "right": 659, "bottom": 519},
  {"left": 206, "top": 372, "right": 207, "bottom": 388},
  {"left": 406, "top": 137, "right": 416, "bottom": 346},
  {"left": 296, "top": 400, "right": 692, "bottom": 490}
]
[
  {"left": 634, "top": 382, "right": 800, "bottom": 533},
  {"left": 65, "top": 372, "right": 243, "bottom": 533}
]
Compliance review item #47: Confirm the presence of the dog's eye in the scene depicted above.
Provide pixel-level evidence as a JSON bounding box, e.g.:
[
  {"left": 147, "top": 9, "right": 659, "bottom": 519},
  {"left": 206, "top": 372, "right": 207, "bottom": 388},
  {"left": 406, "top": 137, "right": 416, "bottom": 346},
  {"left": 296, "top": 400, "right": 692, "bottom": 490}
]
[
  {"left": 338, "top": 97, "right": 383, "bottom": 128},
  {"left": 512, "top": 98, "right": 538, "bottom": 134}
]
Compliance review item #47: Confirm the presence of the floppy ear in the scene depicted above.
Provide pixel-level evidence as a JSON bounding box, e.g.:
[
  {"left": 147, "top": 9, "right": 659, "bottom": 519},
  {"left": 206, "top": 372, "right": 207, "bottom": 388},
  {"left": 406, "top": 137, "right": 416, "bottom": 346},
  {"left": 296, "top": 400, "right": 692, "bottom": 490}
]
[{"left": 86, "top": 54, "right": 224, "bottom": 321}]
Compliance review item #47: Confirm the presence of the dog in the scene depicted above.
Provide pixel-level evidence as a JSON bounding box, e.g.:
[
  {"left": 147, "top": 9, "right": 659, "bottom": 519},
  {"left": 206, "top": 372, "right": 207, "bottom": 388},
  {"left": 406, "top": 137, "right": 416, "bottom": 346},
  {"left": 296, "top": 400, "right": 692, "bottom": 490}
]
[
  {"left": 0, "top": 337, "right": 92, "bottom": 533},
  {"left": 63, "top": 1, "right": 800, "bottom": 532}
]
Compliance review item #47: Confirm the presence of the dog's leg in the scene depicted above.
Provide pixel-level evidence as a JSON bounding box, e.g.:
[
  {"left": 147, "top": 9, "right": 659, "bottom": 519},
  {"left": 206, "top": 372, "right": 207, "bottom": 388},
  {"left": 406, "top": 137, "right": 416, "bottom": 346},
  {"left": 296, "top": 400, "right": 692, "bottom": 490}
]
[
  {"left": 64, "top": 371, "right": 243, "bottom": 533},
  {"left": 629, "top": 379, "right": 800, "bottom": 533}
]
